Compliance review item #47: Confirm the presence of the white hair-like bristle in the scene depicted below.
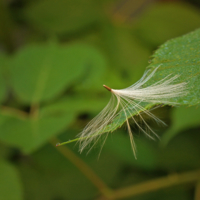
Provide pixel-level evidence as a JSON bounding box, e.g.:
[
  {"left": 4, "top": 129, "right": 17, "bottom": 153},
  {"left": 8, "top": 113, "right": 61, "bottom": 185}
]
[{"left": 78, "top": 66, "right": 187, "bottom": 158}]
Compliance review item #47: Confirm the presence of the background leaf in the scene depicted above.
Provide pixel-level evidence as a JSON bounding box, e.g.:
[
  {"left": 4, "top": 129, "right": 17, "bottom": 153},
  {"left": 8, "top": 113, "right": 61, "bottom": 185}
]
[
  {"left": 0, "top": 159, "right": 23, "bottom": 200},
  {"left": 0, "top": 110, "right": 75, "bottom": 154},
  {"left": 100, "top": 25, "right": 151, "bottom": 87},
  {"left": 40, "top": 94, "right": 109, "bottom": 115},
  {"left": 0, "top": 54, "right": 7, "bottom": 102},
  {"left": 161, "top": 106, "right": 200, "bottom": 146},
  {"left": 23, "top": 0, "right": 102, "bottom": 34},
  {"left": 9, "top": 42, "right": 106, "bottom": 103},
  {"left": 105, "top": 130, "right": 158, "bottom": 170},
  {"left": 134, "top": 2, "right": 200, "bottom": 47},
  {"left": 158, "top": 129, "right": 200, "bottom": 171},
  {"left": 17, "top": 142, "right": 123, "bottom": 200}
]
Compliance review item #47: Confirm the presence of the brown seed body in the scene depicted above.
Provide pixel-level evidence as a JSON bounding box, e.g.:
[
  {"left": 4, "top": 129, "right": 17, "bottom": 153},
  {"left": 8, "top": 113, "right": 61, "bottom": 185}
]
[{"left": 103, "top": 85, "right": 112, "bottom": 92}]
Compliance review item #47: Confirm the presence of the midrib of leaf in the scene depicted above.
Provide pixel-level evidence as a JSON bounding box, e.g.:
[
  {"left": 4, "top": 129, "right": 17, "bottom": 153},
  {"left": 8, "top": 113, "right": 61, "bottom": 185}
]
[
  {"left": 30, "top": 118, "right": 39, "bottom": 140},
  {"left": 31, "top": 54, "right": 51, "bottom": 104}
]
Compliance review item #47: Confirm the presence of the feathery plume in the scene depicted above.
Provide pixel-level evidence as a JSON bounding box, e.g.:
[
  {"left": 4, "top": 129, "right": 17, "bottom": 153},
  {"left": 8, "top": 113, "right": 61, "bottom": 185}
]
[{"left": 58, "top": 66, "right": 187, "bottom": 158}]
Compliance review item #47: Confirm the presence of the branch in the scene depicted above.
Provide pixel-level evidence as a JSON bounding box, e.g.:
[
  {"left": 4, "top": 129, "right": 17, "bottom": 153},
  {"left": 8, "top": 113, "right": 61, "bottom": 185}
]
[
  {"left": 195, "top": 181, "right": 200, "bottom": 200},
  {"left": 109, "top": 169, "right": 200, "bottom": 199},
  {"left": 30, "top": 103, "right": 39, "bottom": 119},
  {"left": 49, "top": 137, "right": 113, "bottom": 199},
  {"left": 0, "top": 105, "right": 29, "bottom": 119}
]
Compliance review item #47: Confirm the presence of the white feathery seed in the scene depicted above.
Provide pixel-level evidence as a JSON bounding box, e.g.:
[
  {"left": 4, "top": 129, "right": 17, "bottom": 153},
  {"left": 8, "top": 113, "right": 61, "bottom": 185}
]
[{"left": 78, "top": 66, "right": 187, "bottom": 158}]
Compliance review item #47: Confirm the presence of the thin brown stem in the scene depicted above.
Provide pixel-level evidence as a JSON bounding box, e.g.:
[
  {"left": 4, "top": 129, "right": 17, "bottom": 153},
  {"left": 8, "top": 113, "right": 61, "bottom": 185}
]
[
  {"left": 109, "top": 169, "right": 200, "bottom": 199},
  {"left": 50, "top": 137, "right": 113, "bottom": 199},
  {"left": 0, "top": 103, "right": 39, "bottom": 120},
  {"left": 30, "top": 103, "right": 40, "bottom": 120},
  {"left": 195, "top": 181, "right": 200, "bottom": 200},
  {"left": 0, "top": 105, "right": 29, "bottom": 119}
]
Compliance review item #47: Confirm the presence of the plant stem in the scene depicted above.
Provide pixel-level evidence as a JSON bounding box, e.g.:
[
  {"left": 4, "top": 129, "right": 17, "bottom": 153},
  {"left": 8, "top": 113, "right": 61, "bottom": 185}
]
[
  {"left": 109, "top": 169, "right": 200, "bottom": 199},
  {"left": 0, "top": 105, "right": 28, "bottom": 119},
  {"left": 30, "top": 103, "right": 39, "bottom": 119},
  {"left": 195, "top": 181, "right": 200, "bottom": 200},
  {"left": 0, "top": 1, "right": 15, "bottom": 52},
  {"left": 50, "top": 137, "right": 113, "bottom": 199}
]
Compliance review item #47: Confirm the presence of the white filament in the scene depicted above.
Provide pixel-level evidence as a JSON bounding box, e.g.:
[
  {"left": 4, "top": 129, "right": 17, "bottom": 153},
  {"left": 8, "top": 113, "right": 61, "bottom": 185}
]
[{"left": 78, "top": 66, "right": 187, "bottom": 158}]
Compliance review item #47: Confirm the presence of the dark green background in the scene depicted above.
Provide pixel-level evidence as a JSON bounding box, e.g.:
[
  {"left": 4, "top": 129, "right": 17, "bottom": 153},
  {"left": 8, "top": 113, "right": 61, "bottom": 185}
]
[{"left": 0, "top": 0, "right": 200, "bottom": 199}]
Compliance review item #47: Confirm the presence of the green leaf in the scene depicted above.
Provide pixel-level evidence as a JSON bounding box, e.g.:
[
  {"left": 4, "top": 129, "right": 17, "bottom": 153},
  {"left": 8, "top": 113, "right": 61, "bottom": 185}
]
[
  {"left": 0, "top": 93, "right": 108, "bottom": 153},
  {"left": 9, "top": 42, "right": 106, "bottom": 104},
  {"left": 61, "top": 28, "right": 200, "bottom": 146},
  {"left": 18, "top": 149, "right": 97, "bottom": 200},
  {"left": 17, "top": 142, "right": 123, "bottom": 200},
  {"left": 0, "top": 159, "right": 23, "bottom": 200},
  {"left": 161, "top": 106, "right": 200, "bottom": 146},
  {"left": 134, "top": 2, "right": 200, "bottom": 47},
  {"left": 0, "top": 54, "right": 7, "bottom": 102},
  {"left": 147, "top": 28, "right": 200, "bottom": 105},
  {"left": 158, "top": 130, "right": 200, "bottom": 171},
  {"left": 109, "top": 28, "right": 200, "bottom": 133},
  {"left": 40, "top": 94, "right": 109, "bottom": 116},
  {"left": 23, "top": 0, "right": 102, "bottom": 34},
  {"left": 0, "top": 110, "right": 75, "bottom": 154},
  {"left": 105, "top": 131, "right": 158, "bottom": 170},
  {"left": 72, "top": 47, "right": 107, "bottom": 91}
]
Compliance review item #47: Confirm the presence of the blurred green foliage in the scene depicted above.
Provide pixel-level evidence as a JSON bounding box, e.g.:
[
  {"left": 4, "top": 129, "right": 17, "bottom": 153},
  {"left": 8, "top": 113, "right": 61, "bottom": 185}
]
[{"left": 0, "top": 0, "right": 200, "bottom": 200}]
